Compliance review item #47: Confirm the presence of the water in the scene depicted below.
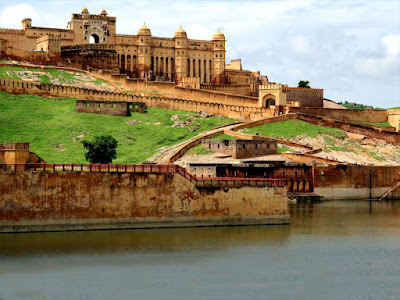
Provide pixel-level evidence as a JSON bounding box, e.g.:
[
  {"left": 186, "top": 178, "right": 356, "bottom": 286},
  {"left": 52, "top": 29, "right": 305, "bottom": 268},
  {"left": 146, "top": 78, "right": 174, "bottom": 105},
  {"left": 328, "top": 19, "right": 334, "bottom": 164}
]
[{"left": 1, "top": 200, "right": 400, "bottom": 300}]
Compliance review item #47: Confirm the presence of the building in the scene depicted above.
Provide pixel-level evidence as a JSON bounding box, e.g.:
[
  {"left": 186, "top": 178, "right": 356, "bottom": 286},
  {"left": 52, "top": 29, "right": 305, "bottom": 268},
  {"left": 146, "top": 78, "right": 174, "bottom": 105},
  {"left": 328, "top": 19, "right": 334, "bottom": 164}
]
[{"left": 0, "top": 7, "right": 226, "bottom": 84}]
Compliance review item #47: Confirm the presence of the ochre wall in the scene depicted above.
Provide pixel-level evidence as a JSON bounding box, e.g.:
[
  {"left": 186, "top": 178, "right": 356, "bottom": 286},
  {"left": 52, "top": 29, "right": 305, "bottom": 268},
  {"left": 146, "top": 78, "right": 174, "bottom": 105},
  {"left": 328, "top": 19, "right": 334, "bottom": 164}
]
[
  {"left": 285, "top": 88, "right": 323, "bottom": 108},
  {"left": 388, "top": 109, "right": 400, "bottom": 131},
  {"left": 0, "top": 171, "right": 289, "bottom": 232},
  {"left": 291, "top": 107, "right": 388, "bottom": 123},
  {"left": 314, "top": 165, "right": 400, "bottom": 199},
  {"left": 0, "top": 77, "right": 273, "bottom": 121}
]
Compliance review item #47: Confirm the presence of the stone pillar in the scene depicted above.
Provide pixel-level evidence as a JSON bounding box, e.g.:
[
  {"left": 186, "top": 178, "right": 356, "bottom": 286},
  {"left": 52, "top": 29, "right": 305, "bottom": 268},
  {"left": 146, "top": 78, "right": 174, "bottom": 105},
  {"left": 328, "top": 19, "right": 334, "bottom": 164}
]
[
  {"left": 163, "top": 57, "right": 166, "bottom": 77},
  {"left": 190, "top": 59, "right": 194, "bottom": 78},
  {"left": 168, "top": 57, "right": 172, "bottom": 79},
  {"left": 200, "top": 59, "right": 205, "bottom": 83},
  {"left": 206, "top": 59, "right": 210, "bottom": 83}
]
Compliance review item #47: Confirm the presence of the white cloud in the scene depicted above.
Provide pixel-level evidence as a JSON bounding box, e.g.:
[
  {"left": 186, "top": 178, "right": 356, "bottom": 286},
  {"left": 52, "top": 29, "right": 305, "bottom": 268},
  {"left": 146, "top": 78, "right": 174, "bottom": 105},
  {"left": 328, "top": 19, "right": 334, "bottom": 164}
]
[
  {"left": 0, "top": 4, "right": 40, "bottom": 29},
  {"left": 354, "top": 35, "right": 400, "bottom": 78}
]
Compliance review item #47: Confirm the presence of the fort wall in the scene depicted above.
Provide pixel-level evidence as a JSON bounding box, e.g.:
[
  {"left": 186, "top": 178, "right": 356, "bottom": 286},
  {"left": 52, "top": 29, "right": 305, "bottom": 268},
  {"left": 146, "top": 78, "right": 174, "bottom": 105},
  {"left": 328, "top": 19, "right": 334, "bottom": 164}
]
[
  {"left": 297, "top": 113, "right": 400, "bottom": 145},
  {"left": 314, "top": 165, "right": 400, "bottom": 199},
  {"left": 284, "top": 87, "right": 323, "bottom": 108},
  {"left": 291, "top": 107, "right": 388, "bottom": 123},
  {"left": 0, "top": 77, "right": 273, "bottom": 121},
  {"left": 388, "top": 109, "right": 400, "bottom": 131},
  {"left": 0, "top": 170, "right": 289, "bottom": 232}
]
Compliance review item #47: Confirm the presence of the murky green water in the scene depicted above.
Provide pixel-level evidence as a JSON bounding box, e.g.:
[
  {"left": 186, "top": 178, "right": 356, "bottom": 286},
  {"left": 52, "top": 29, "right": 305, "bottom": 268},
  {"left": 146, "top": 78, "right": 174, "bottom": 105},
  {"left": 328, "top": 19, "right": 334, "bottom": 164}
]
[{"left": 1, "top": 200, "right": 400, "bottom": 299}]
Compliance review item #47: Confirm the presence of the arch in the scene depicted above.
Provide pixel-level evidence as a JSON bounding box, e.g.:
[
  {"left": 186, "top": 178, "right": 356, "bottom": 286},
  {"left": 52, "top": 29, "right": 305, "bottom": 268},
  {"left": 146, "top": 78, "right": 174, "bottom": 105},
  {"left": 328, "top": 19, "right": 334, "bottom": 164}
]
[
  {"left": 89, "top": 34, "right": 100, "bottom": 44},
  {"left": 261, "top": 94, "right": 276, "bottom": 108}
]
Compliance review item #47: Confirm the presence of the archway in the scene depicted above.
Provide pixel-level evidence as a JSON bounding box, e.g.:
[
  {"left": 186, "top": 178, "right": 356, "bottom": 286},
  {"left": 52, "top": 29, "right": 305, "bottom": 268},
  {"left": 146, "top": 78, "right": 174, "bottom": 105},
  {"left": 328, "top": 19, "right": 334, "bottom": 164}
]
[
  {"left": 89, "top": 34, "right": 99, "bottom": 44},
  {"left": 262, "top": 94, "right": 276, "bottom": 108}
]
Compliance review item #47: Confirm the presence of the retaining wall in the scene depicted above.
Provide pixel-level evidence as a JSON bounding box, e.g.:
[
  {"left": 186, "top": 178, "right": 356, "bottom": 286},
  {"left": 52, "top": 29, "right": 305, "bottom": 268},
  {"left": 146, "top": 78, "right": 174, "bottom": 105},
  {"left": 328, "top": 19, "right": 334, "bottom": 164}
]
[
  {"left": 291, "top": 107, "right": 388, "bottom": 123},
  {"left": 0, "top": 171, "right": 289, "bottom": 233},
  {"left": 314, "top": 165, "right": 400, "bottom": 199}
]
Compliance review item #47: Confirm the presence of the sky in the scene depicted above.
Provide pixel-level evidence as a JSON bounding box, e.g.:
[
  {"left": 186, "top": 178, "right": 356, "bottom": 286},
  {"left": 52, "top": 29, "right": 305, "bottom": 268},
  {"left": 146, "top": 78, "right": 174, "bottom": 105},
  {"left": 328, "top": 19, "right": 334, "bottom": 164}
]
[{"left": 0, "top": 0, "right": 399, "bottom": 108}]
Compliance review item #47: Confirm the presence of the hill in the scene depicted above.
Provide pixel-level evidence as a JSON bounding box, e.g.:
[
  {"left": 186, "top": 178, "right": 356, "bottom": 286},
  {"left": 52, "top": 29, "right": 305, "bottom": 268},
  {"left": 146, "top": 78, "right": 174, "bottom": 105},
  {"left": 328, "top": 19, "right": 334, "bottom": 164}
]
[{"left": 0, "top": 91, "right": 233, "bottom": 164}]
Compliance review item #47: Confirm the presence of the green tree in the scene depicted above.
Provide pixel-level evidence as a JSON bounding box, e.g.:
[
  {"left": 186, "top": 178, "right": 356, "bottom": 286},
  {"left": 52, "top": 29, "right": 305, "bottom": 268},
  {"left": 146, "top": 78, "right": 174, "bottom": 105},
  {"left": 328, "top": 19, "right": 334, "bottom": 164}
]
[
  {"left": 82, "top": 135, "right": 118, "bottom": 164},
  {"left": 298, "top": 81, "right": 311, "bottom": 88}
]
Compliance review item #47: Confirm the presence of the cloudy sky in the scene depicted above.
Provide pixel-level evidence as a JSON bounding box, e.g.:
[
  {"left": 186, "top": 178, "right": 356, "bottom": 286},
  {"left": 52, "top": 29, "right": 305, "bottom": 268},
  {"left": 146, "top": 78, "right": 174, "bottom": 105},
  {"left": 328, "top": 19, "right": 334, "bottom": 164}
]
[{"left": 0, "top": 0, "right": 399, "bottom": 108}]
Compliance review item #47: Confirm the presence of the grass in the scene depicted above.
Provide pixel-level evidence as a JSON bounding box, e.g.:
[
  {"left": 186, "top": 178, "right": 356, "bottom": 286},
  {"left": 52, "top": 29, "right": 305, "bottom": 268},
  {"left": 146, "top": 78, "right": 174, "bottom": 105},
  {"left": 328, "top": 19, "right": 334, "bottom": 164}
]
[
  {"left": 277, "top": 145, "right": 294, "bottom": 153},
  {"left": 0, "top": 65, "right": 110, "bottom": 86},
  {"left": 0, "top": 91, "right": 233, "bottom": 164},
  {"left": 244, "top": 119, "right": 347, "bottom": 139}
]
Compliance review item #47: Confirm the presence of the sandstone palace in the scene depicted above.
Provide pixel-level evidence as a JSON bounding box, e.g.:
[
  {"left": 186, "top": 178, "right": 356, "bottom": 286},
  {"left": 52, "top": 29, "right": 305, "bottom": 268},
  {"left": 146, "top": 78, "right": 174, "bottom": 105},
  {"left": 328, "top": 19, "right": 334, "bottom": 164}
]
[{"left": 0, "top": 7, "right": 332, "bottom": 116}]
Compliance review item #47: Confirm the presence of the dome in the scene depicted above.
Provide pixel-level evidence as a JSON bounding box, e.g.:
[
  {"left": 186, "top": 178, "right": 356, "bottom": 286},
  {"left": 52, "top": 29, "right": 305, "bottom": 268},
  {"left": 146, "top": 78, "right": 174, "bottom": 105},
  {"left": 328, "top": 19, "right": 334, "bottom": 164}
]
[
  {"left": 212, "top": 30, "right": 225, "bottom": 40},
  {"left": 174, "top": 27, "right": 187, "bottom": 38},
  {"left": 138, "top": 24, "right": 151, "bottom": 36},
  {"left": 81, "top": 7, "right": 89, "bottom": 14},
  {"left": 100, "top": 9, "right": 108, "bottom": 16}
]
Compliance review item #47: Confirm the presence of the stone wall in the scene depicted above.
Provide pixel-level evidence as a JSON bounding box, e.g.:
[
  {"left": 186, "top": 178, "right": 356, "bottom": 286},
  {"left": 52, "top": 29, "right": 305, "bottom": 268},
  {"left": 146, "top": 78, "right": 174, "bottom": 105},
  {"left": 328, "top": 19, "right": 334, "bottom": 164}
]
[
  {"left": 388, "top": 109, "right": 400, "bottom": 131},
  {"left": 0, "top": 171, "right": 289, "bottom": 232},
  {"left": 75, "top": 100, "right": 146, "bottom": 116},
  {"left": 285, "top": 87, "right": 323, "bottom": 108},
  {"left": 202, "top": 139, "right": 277, "bottom": 159},
  {"left": 200, "top": 84, "right": 252, "bottom": 96},
  {"left": 314, "top": 165, "right": 400, "bottom": 199},
  {"left": 0, "top": 77, "right": 273, "bottom": 121},
  {"left": 297, "top": 113, "right": 400, "bottom": 145},
  {"left": 291, "top": 107, "right": 388, "bottom": 123}
]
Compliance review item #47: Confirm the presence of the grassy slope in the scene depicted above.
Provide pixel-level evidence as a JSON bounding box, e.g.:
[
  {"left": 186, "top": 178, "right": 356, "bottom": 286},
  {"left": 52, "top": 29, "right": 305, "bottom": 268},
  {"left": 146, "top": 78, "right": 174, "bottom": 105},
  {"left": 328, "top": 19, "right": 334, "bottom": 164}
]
[
  {"left": 0, "top": 91, "right": 233, "bottom": 163},
  {"left": 0, "top": 65, "right": 104, "bottom": 85}
]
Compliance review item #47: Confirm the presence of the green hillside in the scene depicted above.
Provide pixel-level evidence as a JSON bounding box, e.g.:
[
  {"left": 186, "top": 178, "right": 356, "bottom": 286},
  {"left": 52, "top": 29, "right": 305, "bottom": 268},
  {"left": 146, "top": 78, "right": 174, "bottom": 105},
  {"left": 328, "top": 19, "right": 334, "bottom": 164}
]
[{"left": 0, "top": 91, "right": 233, "bottom": 163}]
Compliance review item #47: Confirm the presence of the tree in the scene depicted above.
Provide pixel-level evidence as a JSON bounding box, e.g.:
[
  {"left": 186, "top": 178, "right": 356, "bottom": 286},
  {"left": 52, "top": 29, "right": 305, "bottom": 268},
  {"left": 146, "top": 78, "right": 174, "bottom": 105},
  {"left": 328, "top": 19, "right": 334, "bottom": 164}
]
[
  {"left": 82, "top": 135, "right": 118, "bottom": 164},
  {"left": 298, "top": 81, "right": 311, "bottom": 88}
]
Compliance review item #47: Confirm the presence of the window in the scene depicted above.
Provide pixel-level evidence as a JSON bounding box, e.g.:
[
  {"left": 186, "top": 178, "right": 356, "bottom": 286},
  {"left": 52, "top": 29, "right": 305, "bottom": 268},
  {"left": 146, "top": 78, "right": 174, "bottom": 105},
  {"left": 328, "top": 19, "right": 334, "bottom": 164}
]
[
  {"left": 255, "top": 144, "right": 258, "bottom": 149},
  {"left": 86, "top": 103, "right": 90, "bottom": 107},
  {"left": 113, "top": 104, "right": 116, "bottom": 108},
  {"left": 243, "top": 144, "right": 246, "bottom": 149},
  {"left": 209, "top": 143, "right": 211, "bottom": 149},
  {"left": 217, "top": 144, "right": 220, "bottom": 149},
  {"left": 224, "top": 140, "right": 229, "bottom": 146}
]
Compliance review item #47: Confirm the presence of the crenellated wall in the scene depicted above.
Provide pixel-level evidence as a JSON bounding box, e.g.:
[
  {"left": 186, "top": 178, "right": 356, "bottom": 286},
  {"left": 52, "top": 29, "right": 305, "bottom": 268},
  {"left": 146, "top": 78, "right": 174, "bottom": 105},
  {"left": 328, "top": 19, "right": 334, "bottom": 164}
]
[{"left": 0, "top": 77, "right": 273, "bottom": 120}]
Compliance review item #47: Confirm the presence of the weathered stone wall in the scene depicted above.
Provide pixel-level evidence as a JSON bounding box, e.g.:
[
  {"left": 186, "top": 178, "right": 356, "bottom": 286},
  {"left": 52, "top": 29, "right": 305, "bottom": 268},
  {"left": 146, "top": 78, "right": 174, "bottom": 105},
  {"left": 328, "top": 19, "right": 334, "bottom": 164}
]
[
  {"left": 388, "top": 109, "right": 400, "bottom": 131},
  {"left": 285, "top": 87, "right": 323, "bottom": 108},
  {"left": 297, "top": 113, "right": 400, "bottom": 145},
  {"left": 0, "top": 171, "right": 289, "bottom": 232},
  {"left": 76, "top": 100, "right": 128, "bottom": 116},
  {"left": 202, "top": 139, "right": 277, "bottom": 159},
  {"left": 314, "top": 165, "right": 400, "bottom": 199},
  {"left": 291, "top": 107, "right": 388, "bottom": 123},
  {"left": 200, "top": 84, "right": 252, "bottom": 96}
]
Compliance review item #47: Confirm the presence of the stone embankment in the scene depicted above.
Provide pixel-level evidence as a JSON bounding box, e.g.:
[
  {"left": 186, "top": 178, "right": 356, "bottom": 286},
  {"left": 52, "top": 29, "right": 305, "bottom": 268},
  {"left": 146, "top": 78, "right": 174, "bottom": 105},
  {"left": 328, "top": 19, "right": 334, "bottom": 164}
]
[{"left": 0, "top": 164, "right": 289, "bottom": 233}]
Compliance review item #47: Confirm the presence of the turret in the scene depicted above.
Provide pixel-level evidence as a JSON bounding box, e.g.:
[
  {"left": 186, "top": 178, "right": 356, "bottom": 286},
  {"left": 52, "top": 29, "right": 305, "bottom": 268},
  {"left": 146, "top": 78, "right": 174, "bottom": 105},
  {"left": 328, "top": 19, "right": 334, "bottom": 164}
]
[
  {"left": 212, "top": 29, "right": 226, "bottom": 84},
  {"left": 137, "top": 24, "right": 152, "bottom": 79},
  {"left": 174, "top": 26, "right": 188, "bottom": 83},
  {"left": 22, "top": 18, "right": 32, "bottom": 30}
]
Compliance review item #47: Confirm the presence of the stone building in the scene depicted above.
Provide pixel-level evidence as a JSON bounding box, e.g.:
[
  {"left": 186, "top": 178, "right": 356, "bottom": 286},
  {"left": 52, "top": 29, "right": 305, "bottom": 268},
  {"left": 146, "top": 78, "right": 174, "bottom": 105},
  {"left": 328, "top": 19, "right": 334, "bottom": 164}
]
[
  {"left": 202, "top": 139, "right": 277, "bottom": 159},
  {"left": 0, "top": 7, "right": 226, "bottom": 84}
]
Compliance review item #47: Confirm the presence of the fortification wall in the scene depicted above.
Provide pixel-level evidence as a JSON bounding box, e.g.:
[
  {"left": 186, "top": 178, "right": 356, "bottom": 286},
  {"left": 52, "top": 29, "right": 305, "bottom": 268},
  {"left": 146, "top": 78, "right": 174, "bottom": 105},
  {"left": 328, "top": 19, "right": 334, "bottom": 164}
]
[
  {"left": 297, "top": 113, "right": 400, "bottom": 145},
  {"left": 285, "top": 87, "right": 323, "bottom": 108},
  {"left": 0, "top": 171, "right": 289, "bottom": 232},
  {"left": 314, "top": 165, "right": 400, "bottom": 199},
  {"left": 200, "top": 84, "right": 252, "bottom": 97},
  {"left": 290, "top": 107, "right": 388, "bottom": 123},
  {"left": 388, "top": 109, "right": 400, "bottom": 131},
  {"left": 2, "top": 47, "right": 60, "bottom": 65},
  {"left": 0, "top": 77, "right": 273, "bottom": 120}
]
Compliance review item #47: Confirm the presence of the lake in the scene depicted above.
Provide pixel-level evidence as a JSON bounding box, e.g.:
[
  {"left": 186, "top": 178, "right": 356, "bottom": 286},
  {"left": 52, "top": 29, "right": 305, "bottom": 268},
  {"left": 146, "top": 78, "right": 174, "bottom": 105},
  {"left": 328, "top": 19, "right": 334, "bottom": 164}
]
[{"left": 1, "top": 200, "right": 400, "bottom": 299}]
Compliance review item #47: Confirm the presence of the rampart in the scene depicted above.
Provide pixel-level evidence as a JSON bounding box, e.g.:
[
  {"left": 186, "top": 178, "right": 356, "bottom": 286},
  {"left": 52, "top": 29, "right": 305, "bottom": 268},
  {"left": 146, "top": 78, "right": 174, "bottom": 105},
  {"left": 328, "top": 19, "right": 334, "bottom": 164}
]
[
  {"left": 0, "top": 77, "right": 273, "bottom": 120},
  {"left": 296, "top": 113, "right": 400, "bottom": 145},
  {"left": 200, "top": 84, "right": 252, "bottom": 97},
  {"left": 0, "top": 166, "right": 289, "bottom": 232},
  {"left": 284, "top": 87, "right": 323, "bottom": 107},
  {"left": 290, "top": 107, "right": 388, "bottom": 123},
  {"left": 1, "top": 47, "right": 60, "bottom": 65}
]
